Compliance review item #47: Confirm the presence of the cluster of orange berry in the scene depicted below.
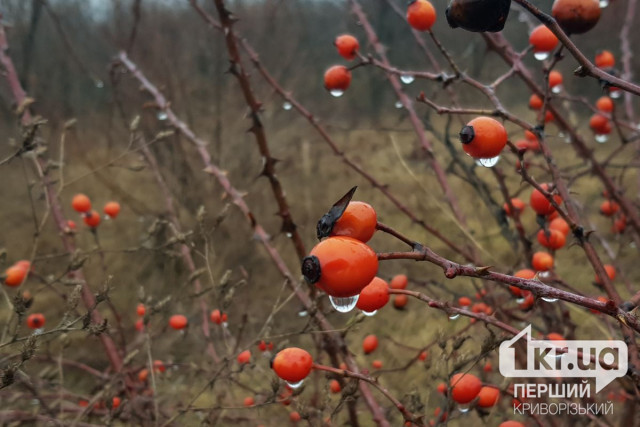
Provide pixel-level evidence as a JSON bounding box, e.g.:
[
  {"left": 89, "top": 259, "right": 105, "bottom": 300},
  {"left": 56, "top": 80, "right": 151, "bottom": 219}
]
[{"left": 70, "top": 193, "right": 120, "bottom": 229}]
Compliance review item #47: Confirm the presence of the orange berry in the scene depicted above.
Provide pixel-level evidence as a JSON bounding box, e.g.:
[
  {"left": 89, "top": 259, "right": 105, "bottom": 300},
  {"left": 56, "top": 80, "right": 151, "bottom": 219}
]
[
  {"left": 67, "top": 220, "right": 77, "bottom": 230},
  {"left": 330, "top": 201, "right": 377, "bottom": 243},
  {"left": 519, "top": 292, "right": 535, "bottom": 310},
  {"left": 537, "top": 229, "right": 566, "bottom": 250},
  {"left": 210, "top": 309, "right": 224, "bottom": 324},
  {"left": 362, "top": 334, "right": 378, "bottom": 354},
  {"left": 595, "top": 264, "right": 616, "bottom": 286},
  {"left": 600, "top": 200, "right": 620, "bottom": 216},
  {"left": 289, "top": 411, "right": 301, "bottom": 423},
  {"left": 542, "top": 110, "right": 555, "bottom": 123},
  {"left": 450, "top": 372, "right": 482, "bottom": 404},
  {"left": 335, "top": 34, "right": 359, "bottom": 61},
  {"left": 530, "top": 183, "right": 562, "bottom": 215},
  {"left": 5, "top": 264, "right": 28, "bottom": 287},
  {"left": 390, "top": 274, "right": 408, "bottom": 289},
  {"left": 529, "top": 94, "right": 543, "bottom": 110},
  {"left": 168, "top": 314, "right": 188, "bottom": 330},
  {"left": 530, "top": 25, "right": 558, "bottom": 52},
  {"left": 303, "top": 236, "right": 378, "bottom": 298},
  {"left": 532, "top": 251, "right": 554, "bottom": 271},
  {"left": 324, "top": 66, "right": 351, "bottom": 92},
  {"left": 477, "top": 386, "right": 500, "bottom": 408},
  {"left": 153, "top": 360, "right": 166, "bottom": 373},
  {"left": 393, "top": 294, "right": 408, "bottom": 309},
  {"left": 590, "top": 114, "right": 611, "bottom": 134},
  {"left": 437, "top": 382, "right": 447, "bottom": 395},
  {"left": 237, "top": 350, "right": 251, "bottom": 364},
  {"left": 372, "top": 360, "right": 383, "bottom": 369},
  {"left": 483, "top": 361, "right": 492, "bottom": 372},
  {"left": 503, "top": 198, "right": 526, "bottom": 217},
  {"left": 135, "top": 318, "right": 144, "bottom": 332},
  {"left": 136, "top": 303, "right": 146, "bottom": 317},
  {"left": 596, "top": 96, "right": 614, "bottom": 113},
  {"left": 552, "top": 0, "right": 600, "bottom": 34},
  {"left": 258, "top": 340, "right": 267, "bottom": 352},
  {"left": 138, "top": 368, "right": 149, "bottom": 382},
  {"left": 549, "top": 217, "right": 570, "bottom": 236},
  {"left": 72, "top": 193, "right": 91, "bottom": 213},
  {"left": 103, "top": 201, "right": 121, "bottom": 219},
  {"left": 243, "top": 396, "right": 255, "bottom": 407},
  {"left": 407, "top": 0, "right": 437, "bottom": 31},
  {"left": 83, "top": 210, "right": 101, "bottom": 228},
  {"left": 111, "top": 396, "right": 121, "bottom": 409},
  {"left": 595, "top": 50, "right": 615, "bottom": 68},
  {"left": 330, "top": 379, "right": 341, "bottom": 393},
  {"left": 272, "top": 347, "right": 313, "bottom": 382},
  {"left": 458, "top": 296, "right": 472, "bottom": 307},
  {"left": 459, "top": 117, "right": 507, "bottom": 159},
  {"left": 499, "top": 422, "right": 526, "bottom": 427},
  {"left": 549, "top": 70, "right": 563, "bottom": 88},
  {"left": 26, "top": 313, "right": 45, "bottom": 329},
  {"left": 613, "top": 215, "right": 627, "bottom": 233},
  {"left": 418, "top": 351, "right": 428, "bottom": 361},
  {"left": 356, "top": 277, "right": 390, "bottom": 313}
]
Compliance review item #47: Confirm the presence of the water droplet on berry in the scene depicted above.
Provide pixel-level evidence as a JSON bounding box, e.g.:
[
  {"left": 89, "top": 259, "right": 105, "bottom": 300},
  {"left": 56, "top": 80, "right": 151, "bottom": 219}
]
[
  {"left": 286, "top": 379, "right": 304, "bottom": 389},
  {"left": 283, "top": 101, "right": 292, "bottom": 110},
  {"left": 551, "top": 84, "right": 563, "bottom": 94},
  {"left": 599, "top": 0, "right": 609, "bottom": 8},
  {"left": 329, "top": 295, "right": 359, "bottom": 313},
  {"left": 157, "top": 111, "right": 168, "bottom": 121},
  {"left": 534, "top": 52, "right": 549, "bottom": 61},
  {"left": 330, "top": 89, "right": 344, "bottom": 98},
  {"left": 95, "top": 80, "right": 104, "bottom": 88},
  {"left": 448, "top": 313, "right": 460, "bottom": 320},
  {"left": 400, "top": 74, "right": 415, "bottom": 85},
  {"left": 475, "top": 155, "right": 500, "bottom": 168},
  {"left": 541, "top": 297, "right": 558, "bottom": 302},
  {"left": 361, "top": 309, "right": 377, "bottom": 317},
  {"left": 595, "top": 134, "right": 609, "bottom": 143},
  {"left": 394, "top": 101, "right": 403, "bottom": 109}
]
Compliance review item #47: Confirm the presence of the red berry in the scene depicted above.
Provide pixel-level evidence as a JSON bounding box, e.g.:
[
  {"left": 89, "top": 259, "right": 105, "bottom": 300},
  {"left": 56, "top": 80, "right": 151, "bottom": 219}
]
[
  {"left": 324, "top": 66, "right": 352, "bottom": 92},
  {"left": 111, "top": 396, "right": 121, "bottom": 409},
  {"left": 529, "top": 94, "right": 543, "bottom": 110},
  {"left": 600, "top": 200, "right": 620, "bottom": 216},
  {"left": 243, "top": 396, "right": 255, "bottom": 407},
  {"left": 390, "top": 274, "right": 408, "bottom": 289},
  {"left": 362, "top": 334, "right": 378, "bottom": 354},
  {"left": 335, "top": 34, "right": 359, "bottom": 61},
  {"left": 26, "top": 313, "right": 45, "bottom": 329},
  {"left": 549, "top": 70, "right": 563, "bottom": 88},
  {"left": 503, "top": 198, "right": 526, "bottom": 218},
  {"left": 237, "top": 350, "right": 251, "bottom": 364},
  {"left": 272, "top": 347, "right": 313, "bottom": 383},
  {"left": 83, "top": 210, "right": 101, "bottom": 228},
  {"left": 530, "top": 183, "right": 562, "bottom": 215},
  {"left": 549, "top": 217, "right": 570, "bottom": 236},
  {"left": 356, "top": 277, "right": 390, "bottom": 313},
  {"left": 303, "top": 237, "right": 378, "bottom": 298},
  {"left": 136, "top": 303, "right": 146, "bottom": 317},
  {"left": 529, "top": 25, "right": 558, "bottom": 53},
  {"left": 595, "top": 264, "right": 616, "bottom": 286},
  {"left": 330, "top": 379, "right": 341, "bottom": 393},
  {"left": 595, "top": 50, "right": 615, "bottom": 68},
  {"left": 596, "top": 96, "right": 614, "bottom": 113},
  {"left": 72, "top": 193, "right": 91, "bottom": 213},
  {"left": 459, "top": 117, "right": 507, "bottom": 159},
  {"left": 536, "top": 229, "right": 566, "bottom": 250},
  {"left": 450, "top": 372, "right": 482, "bottom": 404},
  {"left": 393, "top": 294, "right": 408, "bottom": 309},
  {"left": 5, "top": 264, "right": 28, "bottom": 287},
  {"left": 477, "top": 386, "right": 500, "bottom": 408},
  {"left": 532, "top": 252, "right": 554, "bottom": 271},
  {"left": 104, "top": 201, "right": 121, "bottom": 219},
  {"left": 330, "top": 201, "right": 377, "bottom": 243},
  {"left": 371, "top": 360, "right": 383, "bottom": 369},
  {"left": 407, "top": 0, "right": 437, "bottom": 31},
  {"left": 169, "top": 314, "right": 188, "bottom": 330}
]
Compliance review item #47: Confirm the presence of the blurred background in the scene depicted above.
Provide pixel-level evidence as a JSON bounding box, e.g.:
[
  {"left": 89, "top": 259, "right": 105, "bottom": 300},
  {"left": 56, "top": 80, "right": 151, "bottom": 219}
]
[{"left": 0, "top": 0, "right": 638, "bottom": 425}]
